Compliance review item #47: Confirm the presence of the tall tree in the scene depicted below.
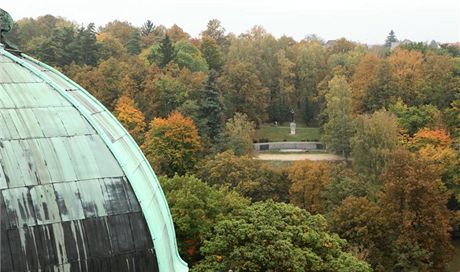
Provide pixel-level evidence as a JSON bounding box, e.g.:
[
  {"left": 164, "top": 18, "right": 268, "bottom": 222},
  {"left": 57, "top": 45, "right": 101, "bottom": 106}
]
[
  {"left": 219, "top": 61, "right": 269, "bottom": 124},
  {"left": 380, "top": 149, "right": 453, "bottom": 271},
  {"left": 159, "top": 34, "right": 174, "bottom": 68},
  {"left": 218, "top": 113, "right": 255, "bottom": 156},
  {"left": 322, "top": 75, "right": 355, "bottom": 158},
  {"left": 126, "top": 29, "right": 141, "bottom": 55},
  {"left": 384, "top": 30, "right": 397, "bottom": 48},
  {"left": 351, "top": 111, "right": 399, "bottom": 183}
]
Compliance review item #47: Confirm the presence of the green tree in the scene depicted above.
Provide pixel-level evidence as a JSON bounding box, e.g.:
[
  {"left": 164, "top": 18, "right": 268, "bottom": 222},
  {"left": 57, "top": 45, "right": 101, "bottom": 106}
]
[
  {"left": 219, "top": 113, "right": 255, "bottom": 156},
  {"left": 142, "top": 112, "right": 202, "bottom": 176},
  {"left": 160, "top": 175, "right": 249, "bottom": 264},
  {"left": 351, "top": 111, "right": 399, "bottom": 183},
  {"left": 196, "top": 74, "right": 225, "bottom": 141},
  {"left": 322, "top": 75, "right": 355, "bottom": 158},
  {"left": 194, "top": 200, "right": 372, "bottom": 272},
  {"left": 197, "top": 151, "right": 290, "bottom": 202},
  {"left": 325, "top": 163, "right": 369, "bottom": 209},
  {"left": 126, "top": 29, "right": 141, "bottom": 55},
  {"left": 199, "top": 36, "right": 224, "bottom": 72},
  {"left": 384, "top": 30, "right": 397, "bottom": 48},
  {"left": 159, "top": 34, "right": 174, "bottom": 68},
  {"left": 173, "top": 40, "right": 208, "bottom": 72},
  {"left": 389, "top": 100, "right": 442, "bottom": 135}
]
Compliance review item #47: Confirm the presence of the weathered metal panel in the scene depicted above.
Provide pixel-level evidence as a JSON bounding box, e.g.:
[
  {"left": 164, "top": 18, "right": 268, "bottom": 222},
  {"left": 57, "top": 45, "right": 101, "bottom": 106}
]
[
  {"left": 84, "top": 135, "right": 124, "bottom": 178},
  {"left": 0, "top": 62, "right": 42, "bottom": 83},
  {"left": 0, "top": 109, "right": 19, "bottom": 139},
  {"left": 61, "top": 220, "right": 88, "bottom": 264},
  {"left": 123, "top": 177, "right": 141, "bottom": 212},
  {"left": 76, "top": 179, "right": 107, "bottom": 218},
  {"left": 30, "top": 184, "right": 61, "bottom": 224},
  {"left": 2, "top": 82, "right": 68, "bottom": 108},
  {"left": 2, "top": 187, "right": 37, "bottom": 228},
  {"left": 0, "top": 140, "right": 27, "bottom": 188},
  {"left": 24, "top": 138, "right": 52, "bottom": 184},
  {"left": 0, "top": 85, "right": 15, "bottom": 108},
  {"left": 33, "top": 107, "right": 69, "bottom": 137},
  {"left": 106, "top": 214, "right": 134, "bottom": 253},
  {"left": 53, "top": 182, "right": 85, "bottom": 222},
  {"left": 100, "top": 177, "right": 131, "bottom": 215},
  {"left": 6, "top": 228, "right": 28, "bottom": 270},
  {"left": 36, "top": 137, "right": 78, "bottom": 183},
  {"left": 59, "top": 107, "right": 95, "bottom": 136},
  {"left": 0, "top": 159, "right": 8, "bottom": 189},
  {"left": 16, "top": 108, "right": 44, "bottom": 138},
  {"left": 82, "top": 217, "right": 111, "bottom": 258},
  {"left": 130, "top": 212, "right": 153, "bottom": 250},
  {"left": 65, "top": 136, "right": 101, "bottom": 180},
  {"left": 0, "top": 193, "right": 13, "bottom": 271}
]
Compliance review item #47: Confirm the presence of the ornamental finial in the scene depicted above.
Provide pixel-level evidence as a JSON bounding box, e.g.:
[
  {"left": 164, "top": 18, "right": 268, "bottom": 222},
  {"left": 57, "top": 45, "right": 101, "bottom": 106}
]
[{"left": 0, "top": 9, "right": 19, "bottom": 52}]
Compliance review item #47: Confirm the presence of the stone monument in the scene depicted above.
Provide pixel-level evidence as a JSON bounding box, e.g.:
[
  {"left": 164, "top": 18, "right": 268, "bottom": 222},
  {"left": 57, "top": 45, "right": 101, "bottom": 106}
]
[{"left": 290, "top": 109, "right": 296, "bottom": 135}]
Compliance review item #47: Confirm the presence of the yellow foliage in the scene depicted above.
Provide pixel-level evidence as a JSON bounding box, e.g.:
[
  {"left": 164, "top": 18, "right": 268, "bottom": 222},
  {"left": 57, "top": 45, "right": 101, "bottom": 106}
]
[
  {"left": 288, "top": 160, "right": 330, "bottom": 214},
  {"left": 114, "top": 95, "right": 146, "bottom": 143}
]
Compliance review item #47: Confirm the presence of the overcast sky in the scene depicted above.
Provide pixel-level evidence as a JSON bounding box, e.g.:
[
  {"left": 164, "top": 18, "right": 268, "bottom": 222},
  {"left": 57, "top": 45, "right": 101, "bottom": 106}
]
[{"left": 3, "top": 0, "right": 460, "bottom": 44}]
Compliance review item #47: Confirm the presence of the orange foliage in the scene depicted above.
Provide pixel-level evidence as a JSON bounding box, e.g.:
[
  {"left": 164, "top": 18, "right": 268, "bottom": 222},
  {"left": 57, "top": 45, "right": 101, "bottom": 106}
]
[
  {"left": 114, "top": 95, "right": 146, "bottom": 143},
  {"left": 288, "top": 160, "right": 330, "bottom": 214},
  {"left": 142, "top": 112, "right": 202, "bottom": 176},
  {"left": 411, "top": 128, "right": 451, "bottom": 148}
]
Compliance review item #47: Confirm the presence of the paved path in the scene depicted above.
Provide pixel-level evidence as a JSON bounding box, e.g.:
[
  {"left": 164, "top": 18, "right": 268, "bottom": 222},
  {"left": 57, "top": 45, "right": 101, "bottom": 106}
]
[{"left": 256, "top": 153, "right": 343, "bottom": 161}]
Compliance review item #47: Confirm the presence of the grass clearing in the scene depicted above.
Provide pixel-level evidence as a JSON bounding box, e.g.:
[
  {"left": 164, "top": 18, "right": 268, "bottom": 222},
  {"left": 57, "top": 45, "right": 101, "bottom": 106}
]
[{"left": 255, "top": 125, "right": 320, "bottom": 142}]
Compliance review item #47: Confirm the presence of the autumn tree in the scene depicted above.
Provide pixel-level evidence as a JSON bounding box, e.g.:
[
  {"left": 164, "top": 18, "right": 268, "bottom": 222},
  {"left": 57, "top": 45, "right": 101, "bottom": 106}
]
[
  {"left": 142, "top": 112, "right": 202, "bottom": 176},
  {"left": 329, "top": 197, "right": 389, "bottom": 270},
  {"left": 380, "top": 149, "right": 453, "bottom": 271},
  {"left": 219, "top": 60, "right": 269, "bottom": 124},
  {"left": 351, "top": 110, "right": 399, "bottom": 183},
  {"left": 288, "top": 160, "right": 330, "bottom": 214},
  {"left": 195, "top": 200, "right": 371, "bottom": 272},
  {"left": 200, "top": 19, "right": 229, "bottom": 50},
  {"left": 114, "top": 95, "right": 147, "bottom": 143},
  {"left": 350, "top": 53, "right": 381, "bottom": 113},
  {"left": 387, "top": 49, "right": 425, "bottom": 105},
  {"left": 160, "top": 175, "right": 249, "bottom": 264},
  {"left": 322, "top": 75, "right": 355, "bottom": 158},
  {"left": 199, "top": 36, "right": 224, "bottom": 72},
  {"left": 197, "top": 151, "right": 290, "bottom": 202}
]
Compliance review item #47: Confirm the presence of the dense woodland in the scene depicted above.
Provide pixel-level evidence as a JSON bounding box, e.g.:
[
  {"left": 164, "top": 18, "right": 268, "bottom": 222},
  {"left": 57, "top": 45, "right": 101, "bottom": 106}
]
[{"left": 7, "top": 15, "right": 460, "bottom": 271}]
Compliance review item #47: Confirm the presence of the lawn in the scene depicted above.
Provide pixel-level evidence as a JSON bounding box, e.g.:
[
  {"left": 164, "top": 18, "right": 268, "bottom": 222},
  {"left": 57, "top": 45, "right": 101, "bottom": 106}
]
[{"left": 255, "top": 125, "right": 320, "bottom": 142}]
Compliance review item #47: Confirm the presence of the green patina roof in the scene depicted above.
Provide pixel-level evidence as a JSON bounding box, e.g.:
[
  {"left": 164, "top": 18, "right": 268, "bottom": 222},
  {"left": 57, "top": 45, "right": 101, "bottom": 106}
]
[{"left": 0, "top": 44, "right": 187, "bottom": 271}]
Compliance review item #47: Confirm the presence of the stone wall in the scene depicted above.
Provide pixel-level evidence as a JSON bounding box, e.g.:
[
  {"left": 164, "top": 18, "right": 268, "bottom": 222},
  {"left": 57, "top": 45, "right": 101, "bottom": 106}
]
[{"left": 253, "top": 141, "right": 325, "bottom": 152}]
